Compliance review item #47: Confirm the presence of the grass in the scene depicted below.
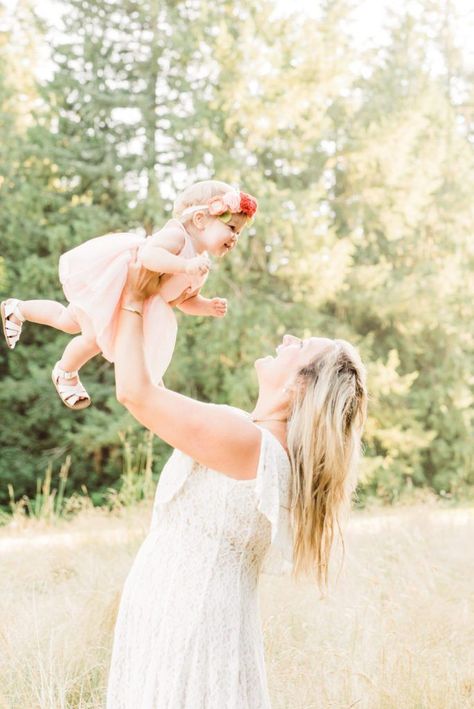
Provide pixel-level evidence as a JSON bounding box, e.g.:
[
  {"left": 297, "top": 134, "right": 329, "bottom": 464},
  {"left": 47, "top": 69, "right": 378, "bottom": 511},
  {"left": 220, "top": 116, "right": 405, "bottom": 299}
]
[{"left": 0, "top": 504, "right": 473, "bottom": 708}]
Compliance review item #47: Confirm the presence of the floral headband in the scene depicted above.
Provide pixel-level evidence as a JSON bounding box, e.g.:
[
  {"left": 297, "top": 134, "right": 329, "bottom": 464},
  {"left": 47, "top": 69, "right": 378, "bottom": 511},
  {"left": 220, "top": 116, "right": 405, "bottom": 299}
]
[{"left": 179, "top": 189, "right": 258, "bottom": 225}]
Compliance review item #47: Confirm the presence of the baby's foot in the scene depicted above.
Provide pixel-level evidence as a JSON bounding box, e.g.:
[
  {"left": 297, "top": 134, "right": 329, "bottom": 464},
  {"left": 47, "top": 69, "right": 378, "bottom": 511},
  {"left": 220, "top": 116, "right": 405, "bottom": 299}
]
[
  {"left": 56, "top": 367, "right": 79, "bottom": 387},
  {"left": 55, "top": 361, "right": 82, "bottom": 392},
  {"left": 1, "top": 299, "right": 25, "bottom": 349},
  {"left": 52, "top": 362, "right": 91, "bottom": 410},
  {"left": 59, "top": 373, "right": 78, "bottom": 386}
]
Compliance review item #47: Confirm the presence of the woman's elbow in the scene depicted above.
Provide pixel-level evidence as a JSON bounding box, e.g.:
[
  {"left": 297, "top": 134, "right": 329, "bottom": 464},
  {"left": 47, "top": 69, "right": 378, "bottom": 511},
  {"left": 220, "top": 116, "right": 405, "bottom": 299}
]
[
  {"left": 116, "top": 384, "right": 143, "bottom": 408},
  {"left": 115, "top": 366, "right": 149, "bottom": 407}
]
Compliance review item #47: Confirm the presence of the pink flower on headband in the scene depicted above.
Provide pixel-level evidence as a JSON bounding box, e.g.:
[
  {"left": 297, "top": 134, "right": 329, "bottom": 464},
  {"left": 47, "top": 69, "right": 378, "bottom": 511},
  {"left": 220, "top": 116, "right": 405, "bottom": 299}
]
[
  {"left": 208, "top": 196, "right": 227, "bottom": 216},
  {"left": 224, "top": 190, "right": 241, "bottom": 212},
  {"left": 207, "top": 190, "right": 258, "bottom": 218}
]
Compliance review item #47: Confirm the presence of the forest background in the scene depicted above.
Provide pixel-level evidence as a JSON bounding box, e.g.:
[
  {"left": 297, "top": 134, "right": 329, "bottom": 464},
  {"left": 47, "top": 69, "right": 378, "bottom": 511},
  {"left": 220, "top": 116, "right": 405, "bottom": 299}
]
[{"left": 0, "top": 0, "right": 473, "bottom": 514}]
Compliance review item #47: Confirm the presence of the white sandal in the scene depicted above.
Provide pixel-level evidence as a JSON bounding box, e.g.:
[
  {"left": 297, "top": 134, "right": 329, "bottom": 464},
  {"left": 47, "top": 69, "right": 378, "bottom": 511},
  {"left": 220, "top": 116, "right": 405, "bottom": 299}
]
[
  {"left": 51, "top": 362, "right": 91, "bottom": 410},
  {"left": 1, "top": 298, "right": 25, "bottom": 350}
]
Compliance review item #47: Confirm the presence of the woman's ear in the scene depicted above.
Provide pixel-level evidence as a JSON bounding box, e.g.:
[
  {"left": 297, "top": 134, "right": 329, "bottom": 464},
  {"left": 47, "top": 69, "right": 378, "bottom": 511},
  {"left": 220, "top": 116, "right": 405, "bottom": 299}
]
[
  {"left": 283, "top": 379, "right": 298, "bottom": 396},
  {"left": 283, "top": 388, "right": 296, "bottom": 406},
  {"left": 286, "top": 371, "right": 304, "bottom": 401}
]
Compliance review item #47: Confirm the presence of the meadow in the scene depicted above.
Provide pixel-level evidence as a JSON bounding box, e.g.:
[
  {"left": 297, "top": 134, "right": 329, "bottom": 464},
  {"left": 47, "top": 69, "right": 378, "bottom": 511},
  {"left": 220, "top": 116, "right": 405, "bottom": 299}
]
[
  {"left": 0, "top": 503, "right": 472, "bottom": 709},
  {"left": 1, "top": 2, "right": 473, "bottom": 707}
]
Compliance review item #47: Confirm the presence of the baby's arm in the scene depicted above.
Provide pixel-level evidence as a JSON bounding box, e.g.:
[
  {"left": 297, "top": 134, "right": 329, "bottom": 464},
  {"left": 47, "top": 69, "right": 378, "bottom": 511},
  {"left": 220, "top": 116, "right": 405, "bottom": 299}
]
[
  {"left": 140, "top": 229, "right": 208, "bottom": 276},
  {"left": 177, "top": 293, "right": 228, "bottom": 318},
  {"left": 139, "top": 229, "right": 186, "bottom": 274}
]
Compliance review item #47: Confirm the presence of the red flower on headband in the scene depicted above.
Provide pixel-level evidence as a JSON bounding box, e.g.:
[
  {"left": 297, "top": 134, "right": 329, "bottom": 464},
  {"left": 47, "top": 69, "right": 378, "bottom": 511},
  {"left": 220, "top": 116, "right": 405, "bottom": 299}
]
[
  {"left": 239, "top": 192, "right": 258, "bottom": 218},
  {"left": 207, "top": 190, "right": 258, "bottom": 220}
]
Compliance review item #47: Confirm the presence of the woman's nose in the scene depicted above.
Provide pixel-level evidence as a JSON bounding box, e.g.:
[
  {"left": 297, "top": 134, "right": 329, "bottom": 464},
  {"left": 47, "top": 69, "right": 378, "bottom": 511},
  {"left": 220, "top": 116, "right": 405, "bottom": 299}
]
[{"left": 282, "top": 333, "right": 299, "bottom": 345}]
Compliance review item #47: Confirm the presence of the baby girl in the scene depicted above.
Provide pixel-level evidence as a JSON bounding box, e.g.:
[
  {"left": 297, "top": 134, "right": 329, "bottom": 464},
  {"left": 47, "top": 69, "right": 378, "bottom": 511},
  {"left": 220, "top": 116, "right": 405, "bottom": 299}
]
[{"left": 1, "top": 179, "right": 258, "bottom": 409}]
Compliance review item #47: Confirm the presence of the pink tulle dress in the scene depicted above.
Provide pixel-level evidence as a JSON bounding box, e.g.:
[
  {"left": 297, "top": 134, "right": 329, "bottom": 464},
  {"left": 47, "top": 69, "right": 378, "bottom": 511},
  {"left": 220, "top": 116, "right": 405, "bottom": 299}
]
[{"left": 59, "top": 219, "right": 208, "bottom": 385}]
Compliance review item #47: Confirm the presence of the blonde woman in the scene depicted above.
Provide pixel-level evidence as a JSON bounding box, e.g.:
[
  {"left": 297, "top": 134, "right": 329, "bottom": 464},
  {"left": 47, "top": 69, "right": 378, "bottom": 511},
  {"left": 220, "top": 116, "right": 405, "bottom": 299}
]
[{"left": 106, "top": 258, "right": 368, "bottom": 708}]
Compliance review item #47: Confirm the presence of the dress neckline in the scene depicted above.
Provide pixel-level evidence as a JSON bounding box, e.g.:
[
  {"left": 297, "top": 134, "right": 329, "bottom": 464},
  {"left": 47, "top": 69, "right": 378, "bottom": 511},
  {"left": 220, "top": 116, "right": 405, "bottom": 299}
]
[{"left": 255, "top": 424, "right": 290, "bottom": 463}]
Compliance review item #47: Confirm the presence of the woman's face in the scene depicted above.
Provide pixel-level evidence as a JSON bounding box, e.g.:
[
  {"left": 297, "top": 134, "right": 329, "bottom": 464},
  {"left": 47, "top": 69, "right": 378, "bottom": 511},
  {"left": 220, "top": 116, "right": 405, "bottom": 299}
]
[{"left": 255, "top": 333, "right": 334, "bottom": 389}]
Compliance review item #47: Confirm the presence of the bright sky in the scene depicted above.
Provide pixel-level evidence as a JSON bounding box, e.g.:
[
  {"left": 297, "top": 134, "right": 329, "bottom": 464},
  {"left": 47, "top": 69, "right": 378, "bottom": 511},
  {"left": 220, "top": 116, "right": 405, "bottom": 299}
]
[
  {"left": 275, "top": 0, "right": 474, "bottom": 67},
  {"left": 3, "top": 0, "right": 474, "bottom": 74}
]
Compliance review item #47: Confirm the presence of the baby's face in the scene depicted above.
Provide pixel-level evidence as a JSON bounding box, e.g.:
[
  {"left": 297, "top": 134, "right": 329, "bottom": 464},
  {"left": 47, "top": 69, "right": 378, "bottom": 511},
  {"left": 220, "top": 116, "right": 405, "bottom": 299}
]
[{"left": 202, "top": 213, "right": 247, "bottom": 257}]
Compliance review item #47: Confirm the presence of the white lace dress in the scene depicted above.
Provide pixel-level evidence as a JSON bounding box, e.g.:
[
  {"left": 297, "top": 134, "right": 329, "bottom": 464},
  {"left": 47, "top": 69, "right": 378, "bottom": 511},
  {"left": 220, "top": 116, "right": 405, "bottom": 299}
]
[{"left": 106, "top": 418, "right": 293, "bottom": 709}]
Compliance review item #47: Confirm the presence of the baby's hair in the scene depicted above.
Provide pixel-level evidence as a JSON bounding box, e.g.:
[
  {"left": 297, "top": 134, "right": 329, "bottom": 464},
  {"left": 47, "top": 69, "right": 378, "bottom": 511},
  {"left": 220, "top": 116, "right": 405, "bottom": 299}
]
[{"left": 173, "top": 180, "right": 235, "bottom": 222}]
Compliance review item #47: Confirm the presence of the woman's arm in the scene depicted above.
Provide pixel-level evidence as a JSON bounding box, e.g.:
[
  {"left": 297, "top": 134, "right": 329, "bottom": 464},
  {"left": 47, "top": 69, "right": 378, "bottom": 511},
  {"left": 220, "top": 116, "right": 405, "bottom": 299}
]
[{"left": 115, "top": 259, "right": 260, "bottom": 479}]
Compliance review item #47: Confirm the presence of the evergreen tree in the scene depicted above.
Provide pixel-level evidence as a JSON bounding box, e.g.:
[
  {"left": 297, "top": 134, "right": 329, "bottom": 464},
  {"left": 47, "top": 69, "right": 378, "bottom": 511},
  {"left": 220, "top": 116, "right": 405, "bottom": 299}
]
[
  {"left": 0, "top": 0, "right": 472, "bottom": 508},
  {"left": 330, "top": 9, "right": 474, "bottom": 499}
]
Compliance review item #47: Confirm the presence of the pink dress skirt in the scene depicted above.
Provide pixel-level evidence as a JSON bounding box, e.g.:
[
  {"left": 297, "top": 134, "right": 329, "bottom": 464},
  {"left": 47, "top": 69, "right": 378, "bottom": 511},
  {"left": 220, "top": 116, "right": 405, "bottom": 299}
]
[{"left": 58, "top": 219, "right": 207, "bottom": 385}]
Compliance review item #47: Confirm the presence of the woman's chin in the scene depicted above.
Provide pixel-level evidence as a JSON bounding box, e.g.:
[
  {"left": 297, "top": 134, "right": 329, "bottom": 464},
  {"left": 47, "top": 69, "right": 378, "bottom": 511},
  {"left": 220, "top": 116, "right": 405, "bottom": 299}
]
[{"left": 254, "top": 355, "right": 274, "bottom": 369}]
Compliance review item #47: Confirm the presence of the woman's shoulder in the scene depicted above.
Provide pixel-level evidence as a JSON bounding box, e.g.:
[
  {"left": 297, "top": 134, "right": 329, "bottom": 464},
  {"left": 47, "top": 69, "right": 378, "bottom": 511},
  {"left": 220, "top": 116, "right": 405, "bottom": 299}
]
[
  {"left": 220, "top": 405, "right": 290, "bottom": 466},
  {"left": 219, "top": 404, "right": 250, "bottom": 419}
]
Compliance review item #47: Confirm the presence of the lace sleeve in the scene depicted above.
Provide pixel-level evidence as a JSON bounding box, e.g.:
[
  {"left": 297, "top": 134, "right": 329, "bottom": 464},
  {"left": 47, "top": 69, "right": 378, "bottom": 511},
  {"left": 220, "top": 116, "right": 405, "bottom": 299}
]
[
  {"left": 255, "top": 428, "right": 294, "bottom": 576},
  {"left": 150, "top": 449, "right": 194, "bottom": 528}
]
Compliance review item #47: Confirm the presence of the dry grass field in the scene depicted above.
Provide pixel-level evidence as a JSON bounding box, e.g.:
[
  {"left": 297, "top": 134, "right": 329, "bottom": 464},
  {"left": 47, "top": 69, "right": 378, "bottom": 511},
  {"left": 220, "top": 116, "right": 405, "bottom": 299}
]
[{"left": 0, "top": 504, "right": 473, "bottom": 709}]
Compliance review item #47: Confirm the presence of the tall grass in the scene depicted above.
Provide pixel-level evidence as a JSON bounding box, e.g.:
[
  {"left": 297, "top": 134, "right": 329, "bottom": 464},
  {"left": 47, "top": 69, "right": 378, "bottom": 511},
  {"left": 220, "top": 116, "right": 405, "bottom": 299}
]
[
  {"left": 0, "top": 505, "right": 473, "bottom": 708},
  {"left": 107, "top": 430, "right": 155, "bottom": 509},
  {"left": 2, "top": 430, "right": 157, "bottom": 529}
]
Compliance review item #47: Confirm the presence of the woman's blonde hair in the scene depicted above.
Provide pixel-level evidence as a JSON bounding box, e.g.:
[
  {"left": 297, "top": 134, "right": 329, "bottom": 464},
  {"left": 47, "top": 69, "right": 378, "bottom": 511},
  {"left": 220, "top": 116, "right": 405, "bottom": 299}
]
[
  {"left": 287, "top": 339, "right": 368, "bottom": 591},
  {"left": 173, "top": 179, "right": 235, "bottom": 222}
]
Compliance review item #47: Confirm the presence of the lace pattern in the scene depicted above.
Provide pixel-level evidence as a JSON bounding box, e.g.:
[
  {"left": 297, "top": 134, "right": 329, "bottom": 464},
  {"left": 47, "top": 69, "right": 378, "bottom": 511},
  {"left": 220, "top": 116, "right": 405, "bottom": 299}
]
[{"left": 106, "top": 426, "right": 292, "bottom": 708}]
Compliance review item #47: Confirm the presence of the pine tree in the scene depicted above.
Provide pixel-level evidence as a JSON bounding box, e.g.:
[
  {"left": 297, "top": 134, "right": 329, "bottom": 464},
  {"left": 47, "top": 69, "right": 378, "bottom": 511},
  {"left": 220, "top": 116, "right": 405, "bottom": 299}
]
[
  {"left": 328, "top": 7, "right": 474, "bottom": 499},
  {"left": 1, "top": 0, "right": 472, "bottom": 507}
]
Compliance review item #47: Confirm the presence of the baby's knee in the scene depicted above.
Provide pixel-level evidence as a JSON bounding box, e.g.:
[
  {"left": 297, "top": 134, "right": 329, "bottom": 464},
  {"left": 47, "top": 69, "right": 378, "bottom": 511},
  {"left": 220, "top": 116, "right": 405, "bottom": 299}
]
[
  {"left": 58, "top": 310, "right": 81, "bottom": 334},
  {"left": 82, "top": 335, "right": 100, "bottom": 353}
]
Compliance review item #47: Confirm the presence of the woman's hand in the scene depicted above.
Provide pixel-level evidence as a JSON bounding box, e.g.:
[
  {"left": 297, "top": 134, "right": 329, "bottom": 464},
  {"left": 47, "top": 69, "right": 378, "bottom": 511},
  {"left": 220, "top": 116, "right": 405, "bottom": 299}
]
[{"left": 122, "top": 250, "right": 146, "bottom": 310}]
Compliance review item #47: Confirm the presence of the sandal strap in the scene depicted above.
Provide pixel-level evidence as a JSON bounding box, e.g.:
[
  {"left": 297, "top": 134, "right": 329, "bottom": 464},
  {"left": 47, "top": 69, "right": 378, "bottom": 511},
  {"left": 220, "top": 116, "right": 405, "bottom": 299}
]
[
  {"left": 57, "top": 384, "right": 89, "bottom": 406},
  {"left": 5, "top": 321, "right": 22, "bottom": 334},
  {"left": 56, "top": 382, "right": 87, "bottom": 395},
  {"left": 5, "top": 299, "right": 25, "bottom": 323},
  {"left": 53, "top": 363, "right": 79, "bottom": 380},
  {"left": 52, "top": 363, "right": 91, "bottom": 408}
]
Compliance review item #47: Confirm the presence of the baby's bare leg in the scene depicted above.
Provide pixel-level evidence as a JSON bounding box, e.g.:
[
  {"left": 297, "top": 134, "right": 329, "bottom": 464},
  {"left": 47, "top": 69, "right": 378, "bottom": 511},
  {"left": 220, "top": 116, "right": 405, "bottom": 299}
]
[
  {"left": 18, "top": 300, "right": 81, "bottom": 334},
  {"left": 57, "top": 313, "right": 101, "bottom": 386},
  {"left": 59, "top": 335, "right": 100, "bottom": 373}
]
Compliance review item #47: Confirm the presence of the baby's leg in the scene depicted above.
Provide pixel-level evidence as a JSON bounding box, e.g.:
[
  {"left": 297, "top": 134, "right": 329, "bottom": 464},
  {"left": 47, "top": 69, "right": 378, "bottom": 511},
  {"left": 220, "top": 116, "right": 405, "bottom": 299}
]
[
  {"left": 18, "top": 300, "right": 81, "bottom": 334},
  {"left": 57, "top": 315, "right": 101, "bottom": 386},
  {"left": 2, "top": 298, "right": 81, "bottom": 350}
]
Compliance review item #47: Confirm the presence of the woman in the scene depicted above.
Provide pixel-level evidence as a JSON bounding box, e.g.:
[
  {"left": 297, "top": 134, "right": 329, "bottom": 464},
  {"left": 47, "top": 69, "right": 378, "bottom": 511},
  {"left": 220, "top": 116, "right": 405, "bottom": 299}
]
[{"left": 107, "top": 258, "right": 368, "bottom": 708}]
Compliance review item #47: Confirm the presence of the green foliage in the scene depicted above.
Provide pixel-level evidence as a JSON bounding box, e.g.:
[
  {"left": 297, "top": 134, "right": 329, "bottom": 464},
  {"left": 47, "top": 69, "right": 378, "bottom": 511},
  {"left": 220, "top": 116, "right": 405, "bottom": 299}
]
[
  {"left": 0, "top": 0, "right": 473, "bottom": 510},
  {"left": 106, "top": 429, "right": 159, "bottom": 509}
]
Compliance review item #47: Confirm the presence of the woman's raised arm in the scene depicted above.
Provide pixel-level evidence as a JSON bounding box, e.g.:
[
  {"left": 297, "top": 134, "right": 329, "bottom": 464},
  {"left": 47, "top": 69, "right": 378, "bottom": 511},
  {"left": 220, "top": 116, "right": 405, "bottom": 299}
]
[{"left": 115, "top": 259, "right": 261, "bottom": 480}]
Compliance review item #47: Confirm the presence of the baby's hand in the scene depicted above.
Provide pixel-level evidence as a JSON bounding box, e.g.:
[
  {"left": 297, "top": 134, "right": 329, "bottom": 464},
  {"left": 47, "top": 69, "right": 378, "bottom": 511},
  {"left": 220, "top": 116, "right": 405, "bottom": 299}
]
[
  {"left": 209, "top": 297, "right": 228, "bottom": 318},
  {"left": 185, "top": 255, "right": 211, "bottom": 276}
]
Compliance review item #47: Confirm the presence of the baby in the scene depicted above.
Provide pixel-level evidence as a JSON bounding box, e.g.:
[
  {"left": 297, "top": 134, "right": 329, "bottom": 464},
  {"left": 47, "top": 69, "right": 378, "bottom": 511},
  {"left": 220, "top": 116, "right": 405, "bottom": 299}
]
[{"left": 1, "top": 179, "right": 258, "bottom": 409}]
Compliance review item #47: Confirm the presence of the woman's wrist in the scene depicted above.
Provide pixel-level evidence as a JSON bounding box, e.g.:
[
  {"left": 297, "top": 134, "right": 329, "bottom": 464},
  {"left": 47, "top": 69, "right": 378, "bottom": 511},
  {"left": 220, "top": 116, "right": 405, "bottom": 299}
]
[
  {"left": 122, "top": 304, "right": 143, "bottom": 317},
  {"left": 122, "top": 287, "right": 144, "bottom": 304},
  {"left": 122, "top": 294, "right": 145, "bottom": 314}
]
